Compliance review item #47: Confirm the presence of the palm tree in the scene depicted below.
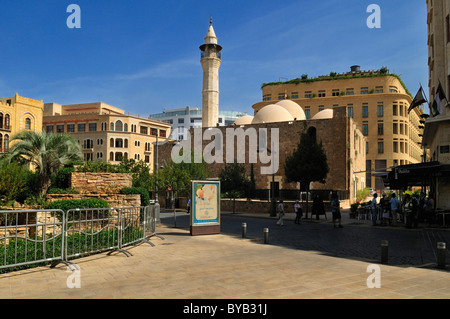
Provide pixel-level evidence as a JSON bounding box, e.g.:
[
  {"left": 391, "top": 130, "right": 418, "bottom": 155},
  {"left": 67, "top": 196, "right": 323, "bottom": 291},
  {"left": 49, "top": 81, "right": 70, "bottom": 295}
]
[{"left": 1, "top": 131, "right": 82, "bottom": 196}]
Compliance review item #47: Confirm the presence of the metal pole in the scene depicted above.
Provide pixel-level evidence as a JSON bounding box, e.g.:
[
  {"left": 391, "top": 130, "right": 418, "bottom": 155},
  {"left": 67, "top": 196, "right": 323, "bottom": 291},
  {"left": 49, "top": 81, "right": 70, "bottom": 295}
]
[
  {"left": 381, "top": 240, "right": 389, "bottom": 264},
  {"left": 242, "top": 223, "right": 247, "bottom": 238},
  {"left": 437, "top": 242, "right": 446, "bottom": 269},
  {"left": 263, "top": 228, "right": 269, "bottom": 244}
]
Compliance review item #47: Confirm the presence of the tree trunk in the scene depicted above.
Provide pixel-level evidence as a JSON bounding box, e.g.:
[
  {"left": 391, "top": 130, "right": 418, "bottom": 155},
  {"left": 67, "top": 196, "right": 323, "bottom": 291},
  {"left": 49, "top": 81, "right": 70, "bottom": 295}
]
[{"left": 38, "top": 175, "right": 51, "bottom": 198}]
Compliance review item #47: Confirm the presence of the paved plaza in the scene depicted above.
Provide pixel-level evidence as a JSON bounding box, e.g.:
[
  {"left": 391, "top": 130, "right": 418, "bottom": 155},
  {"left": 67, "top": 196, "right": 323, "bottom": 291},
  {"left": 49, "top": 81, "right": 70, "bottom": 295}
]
[{"left": 0, "top": 209, "right": 449, "bottom": 301}]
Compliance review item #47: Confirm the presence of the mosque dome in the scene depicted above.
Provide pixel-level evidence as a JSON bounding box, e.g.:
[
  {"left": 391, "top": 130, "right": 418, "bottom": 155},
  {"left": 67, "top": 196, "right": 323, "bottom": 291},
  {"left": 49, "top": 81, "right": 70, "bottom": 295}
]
[
  {"left": 276, "top": 100, "right": 306, "bottom": 120},
  {"left": 252, "top": 104, "right": 294, "bottom": 124},
  {"left": 233, "top": 115, "right": 254, "bottom": 125},
  {"left": 312, "top": 108, "right": 333, "bottom": 120}
]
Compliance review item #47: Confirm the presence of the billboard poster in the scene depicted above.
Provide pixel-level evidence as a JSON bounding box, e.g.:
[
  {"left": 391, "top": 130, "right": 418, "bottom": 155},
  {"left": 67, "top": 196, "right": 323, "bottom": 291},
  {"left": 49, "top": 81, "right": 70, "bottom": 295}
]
[{"left": 190, "top": 180, "right": 221, "bottom": 235}]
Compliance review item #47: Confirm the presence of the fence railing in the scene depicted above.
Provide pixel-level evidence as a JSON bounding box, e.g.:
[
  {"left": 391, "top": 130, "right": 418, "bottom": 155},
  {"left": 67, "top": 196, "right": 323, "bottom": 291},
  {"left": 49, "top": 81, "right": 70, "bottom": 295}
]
[{"left": 0, "top": 205, "right": 163, "bottom": 273}]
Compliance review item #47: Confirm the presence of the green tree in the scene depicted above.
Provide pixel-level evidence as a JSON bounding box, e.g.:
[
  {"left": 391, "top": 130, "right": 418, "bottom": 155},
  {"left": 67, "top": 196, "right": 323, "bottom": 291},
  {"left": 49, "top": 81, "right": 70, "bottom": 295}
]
[
  {"left": 219, "top": 163, "right": 249, "bottom": 213},
  {"left": 1, "top": 131, "right": 82, "bottom": 197},
  {"left": 284, "top": 130, "right": 329, "bottom": 218}
]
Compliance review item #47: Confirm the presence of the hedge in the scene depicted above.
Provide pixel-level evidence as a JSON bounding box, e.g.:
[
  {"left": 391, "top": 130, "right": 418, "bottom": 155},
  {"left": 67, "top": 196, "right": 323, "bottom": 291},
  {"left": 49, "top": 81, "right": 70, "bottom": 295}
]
[
  {"left": 120, "top": 187, "right": 150, "bottom": 206},
  {"left": 45, "top": 198, "right": 110, "bottom": 213}
]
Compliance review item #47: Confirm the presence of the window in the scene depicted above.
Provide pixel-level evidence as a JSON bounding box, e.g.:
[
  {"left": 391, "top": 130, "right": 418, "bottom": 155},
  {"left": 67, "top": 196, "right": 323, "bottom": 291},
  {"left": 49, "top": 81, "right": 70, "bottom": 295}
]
[
  {"left": 97, "top": 138, "right": 103, "bottom": 145},
  {"left": 362, "top": 123, "right": 369, "bottom": 136},
  {"left": 263, "top": 94, "right": 272, "bottom": 101},
  {"left": 393, "top": 104, "right": 398, "bottom": 116},
  {"left": 393, "top": 123, "right": 398, "bottom": 134},
  {"left": 393, "top": 141, "right": 398, "bottom": 153},
  {"left": 446, "top": 15, "right": 450, "bottom": 43},
  {"left": 378, "top": 141, "right": 384, "bottom": 154},
  {"left": 25, "top": 118, "right": 31, "bottom": 130},
  {"left": 305, "top": 108, "right": 311, "bottom": 120},
  {"left": 178, "top": 118, "right": 184, "bottom": 124},
  {"left": 115, "top": 120, "right": 123, "bottom": 132},
  {"left": 160, "top": 130, "right": 166, "bottom": 138},
  {"left": 78, "top": 123, "right": 86, "bottom": 132},
  {"left": 332, "top": 89, "right": 340, "bottom": 96},
  {"left": 140, "top": 126, "right": 148, "bottom": 135},
  {"left": 101, "top": 122, "right": 107, "bottom": 131},
  {"left": 318, "top": 90, "right": 326, "bottom": 97},
  {"left": 145, "top": 142, "right": 151, "bottom": 152},
  {"left": 89, "top": 123, "right": 97, "bottom": 132},
  {"left": 135, "top": 154, "right": 140, "bottom": 160},
  {"left": 4, "top": 114, "right": 10, "bottom": 129},
  {"left": 124, "top": 123, "right": 128, "bottom": 132},
  {"left": 440, "top": 145, "right": 450, "bottom": 154},
  {"left": 362, "top": 104, "right": 369, "bottom": 118},
  {"left": 389, "top": 86, "right": 398, "bottom": 93},
  {"left": 361, "top": 87, "right": 369, "bottom": 94},
  {"left": 375, "top": 86, "right": 384, "bottom": 93},
  {"left": 115, "top": 152, "right": 123, "bottom": 162},
  {"left": 83, "top": 139, "right": 94, "bottom": 149},
  {"left": 346, "top": 88, "right": 354, "bottom": 95},
  {"left": 366, "top": 142, "right": 369, "bottom": 154},
  {"left": 46, "top": 126, "right": 54, "bottom": 133},
  {"left": 347, "top": 105, "right": 354, "bottom": 118},
  {"left": 278, "top": 93, "right": 286, "bottom": 100},
  {"left": 135, "top": 140, "right": 140, "bottom": 147},
  {"left": 84, "top": 153, "right": 94, "bottom": 162},
  {"left": 67, "top": 124, "right": 75, "bottom": 133},
  {"left": 304, "top": 91, "right": 313, "bottom": 98},
  {"left": 150, "top": 128, "right": 158, "bottom": 136},
  {"left": 318, "top": 105, "right": 324, "bottom": 112},
  {"left": 0, "top": 113, "right": 3, "bottom": 129},
  {"left": 97, "top": 152, "right": 103, "bottom": 160},
  {"left": 56, "top": 125, "right": 64, "bottom": 133},
  {"left": 110, "top": 152, "right": 114, "bottom": 161},
  {"left": 145, "top": 155, "right": 150, "bottom": 163},
  {"left": 377, "top": 102, "right": 384, "bottom": 117},
  {"left": 110, "top": 122, "right": 114, "bottom": 131},
  {"left": 291, "top": 92, "right": 298, "bottom": 99},
  {"left": 377, "top": 123, "right": 384, "bottom": 135},
  {"left": 115, "top": 139, "right": 123, "bottom": 148},
  {"left": 3, "top": 135, "right": 9, "bottom": 151}
]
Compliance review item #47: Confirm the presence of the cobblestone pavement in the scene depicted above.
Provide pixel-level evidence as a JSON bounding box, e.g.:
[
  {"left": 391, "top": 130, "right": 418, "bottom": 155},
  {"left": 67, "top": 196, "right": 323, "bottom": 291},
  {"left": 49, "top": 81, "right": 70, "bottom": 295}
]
[{"left": 162, "top": 209, "right": 450, "bottom": 269}]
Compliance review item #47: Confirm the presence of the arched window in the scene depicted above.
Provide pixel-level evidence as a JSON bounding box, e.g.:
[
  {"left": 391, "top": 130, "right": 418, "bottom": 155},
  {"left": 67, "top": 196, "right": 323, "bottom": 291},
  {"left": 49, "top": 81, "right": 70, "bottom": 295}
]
[
  {"left": 25, "top": 118, "right": 31, "bottom": 130},
  {"left": 0, "top": 134, "right": 3, "bottom": 152},
  {"left": 5, "top": 114, "right": 10, "bottom": 129},
  {"left": 115, "top": 138, "right": 123, "bottom": 148},
  {"left": 101, "top": 122, "right": 107, "bottom": 131},
  {"left": 115, "top": 120, "right": 123, "bottom": 132},
  {"left": 115, "top": 152, "right": 123, "bottom": 161},
  {"left": 4, "top": 134, "right": 9, "bottom": 151},
  {"left": 110, "top": 152, "right": 114, "bottom": 161},
  {"left": 0, "top": 113, "right": 3, "bottom": 129},
  {"left": 124, "top": 152, "right": 128, "bottom": 160},
  {"left": 124, "top": 123, "right": 128, "bottom": 132},
  {"left": 110, "top": 122, "right": 114, "bottom": 131},
  {"left": 110, "top": 138, "right": 114, "bottom": 148},
  {"left": 124, "top": 139, "right": 128, "bottom": 148}
]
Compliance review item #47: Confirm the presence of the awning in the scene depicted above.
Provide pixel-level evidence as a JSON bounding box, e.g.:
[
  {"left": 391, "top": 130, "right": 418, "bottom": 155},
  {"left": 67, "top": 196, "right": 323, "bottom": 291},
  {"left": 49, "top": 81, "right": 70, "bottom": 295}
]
[{"left": 383, "top": 161, "right": 449, "bottom": 189}]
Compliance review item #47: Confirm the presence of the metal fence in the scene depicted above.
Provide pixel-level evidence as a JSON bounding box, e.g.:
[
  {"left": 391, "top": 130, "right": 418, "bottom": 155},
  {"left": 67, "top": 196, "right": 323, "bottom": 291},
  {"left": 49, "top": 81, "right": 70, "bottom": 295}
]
[{"left": 0, "top": 205, "right": 163, "bottom": 273}]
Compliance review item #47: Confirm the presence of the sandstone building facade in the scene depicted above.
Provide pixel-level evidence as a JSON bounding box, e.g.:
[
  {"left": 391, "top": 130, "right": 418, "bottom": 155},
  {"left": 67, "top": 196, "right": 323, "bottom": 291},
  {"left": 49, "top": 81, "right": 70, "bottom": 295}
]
[
  {"left": 0, "top": 93, "right": 44, "bottom": 154},
  {"left": 43, "top": 102, "right": 171, "bottom": 172},
  {"left": 252, "top": 67, "right": 424, "bottom": 190}
]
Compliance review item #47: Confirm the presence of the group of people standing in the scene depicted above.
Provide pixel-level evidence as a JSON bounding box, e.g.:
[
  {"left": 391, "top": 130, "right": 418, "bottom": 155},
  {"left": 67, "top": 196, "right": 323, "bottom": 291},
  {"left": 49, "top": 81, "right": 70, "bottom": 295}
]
[{"left": 371, "top": 191, "right": 434, "bottom": 227}]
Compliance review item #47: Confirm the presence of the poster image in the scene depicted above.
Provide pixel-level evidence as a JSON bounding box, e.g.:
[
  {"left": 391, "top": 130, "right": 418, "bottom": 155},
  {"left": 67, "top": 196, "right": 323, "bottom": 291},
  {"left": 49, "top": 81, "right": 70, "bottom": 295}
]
[{"left": 191, "top": 181, "right": 220, "bottom": 226}]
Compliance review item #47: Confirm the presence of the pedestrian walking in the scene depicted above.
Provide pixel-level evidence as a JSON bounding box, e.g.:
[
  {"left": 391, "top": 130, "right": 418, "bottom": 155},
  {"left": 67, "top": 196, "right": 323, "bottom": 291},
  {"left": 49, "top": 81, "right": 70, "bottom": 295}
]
[
  {"left": 371, "top": 193, "right": 378, "bottom": 226},
  {"left": 186, "top": 198, "right": 191, "bottom": 214},
  {"left": 294, "top": 200, "right": 302, "bottom": 224},
  {"left": 331, "top": 194, "right": 343, "bottom": 228},
  {"left": 403, "top": 194, "right": 413, "bottom": 228},
  {"left": 312, "top": 195, "right": 326, "bottom": 220},
  {"left": 277, "top": 200, "right": 285, "bottom": 226},
  {"left": 390, "top": 193, "right": 400, "bottom": 226}
]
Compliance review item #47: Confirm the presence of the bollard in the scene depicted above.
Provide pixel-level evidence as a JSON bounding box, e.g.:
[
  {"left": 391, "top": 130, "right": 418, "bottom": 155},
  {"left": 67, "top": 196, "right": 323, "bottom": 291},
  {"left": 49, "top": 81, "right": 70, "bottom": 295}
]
[
  {"left": 437, "top": 242, "right": 446, "bottom": 269},
  {"left": 263, "top": 228, "right": 269, "bottom": 244},
  {"left": 381, "top": 240, "right": 389, "bottom": 264},
  {"left": 242, "top": 223, "right": 247, "bottom": 238}
]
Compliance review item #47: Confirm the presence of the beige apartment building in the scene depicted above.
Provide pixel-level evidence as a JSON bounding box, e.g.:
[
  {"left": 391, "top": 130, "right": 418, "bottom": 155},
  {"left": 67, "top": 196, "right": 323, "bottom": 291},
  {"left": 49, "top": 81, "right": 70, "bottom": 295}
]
[
  {"left": 0, "top": 93, "right": 44, "bottom": 153},
  {"left": 422, "top": 0, "right": 450, "bottom": 209},
  {"left": 43, "top": 102, "right": 171, "bottom": 172},
  {"left": 252, "top": 67, "right": 424, "bottom": 190}
]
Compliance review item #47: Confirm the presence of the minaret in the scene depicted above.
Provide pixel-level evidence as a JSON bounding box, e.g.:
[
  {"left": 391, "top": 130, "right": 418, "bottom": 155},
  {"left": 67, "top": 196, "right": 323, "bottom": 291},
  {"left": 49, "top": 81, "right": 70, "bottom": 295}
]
[{"left": 200, "top": 18, "right": 222, "bottom": 128}]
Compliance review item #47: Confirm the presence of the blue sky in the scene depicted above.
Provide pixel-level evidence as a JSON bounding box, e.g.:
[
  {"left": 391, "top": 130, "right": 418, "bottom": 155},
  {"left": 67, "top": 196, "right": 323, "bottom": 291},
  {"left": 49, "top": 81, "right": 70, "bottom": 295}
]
[{"left": 0, "top": 0, "right": 428, "bottom": 116}]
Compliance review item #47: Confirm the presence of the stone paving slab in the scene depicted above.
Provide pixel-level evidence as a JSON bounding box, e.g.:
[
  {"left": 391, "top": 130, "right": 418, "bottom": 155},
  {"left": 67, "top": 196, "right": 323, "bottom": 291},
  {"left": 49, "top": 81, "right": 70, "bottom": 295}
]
[{"left": 0, "top": 223, "right": 449, "bottom": 300}]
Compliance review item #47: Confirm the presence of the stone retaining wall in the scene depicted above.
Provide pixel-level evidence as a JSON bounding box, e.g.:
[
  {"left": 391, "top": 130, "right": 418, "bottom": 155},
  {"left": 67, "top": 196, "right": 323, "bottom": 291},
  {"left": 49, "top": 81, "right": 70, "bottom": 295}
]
[{"left": 70, "top": 172, "right": 132, "bottom": 194}]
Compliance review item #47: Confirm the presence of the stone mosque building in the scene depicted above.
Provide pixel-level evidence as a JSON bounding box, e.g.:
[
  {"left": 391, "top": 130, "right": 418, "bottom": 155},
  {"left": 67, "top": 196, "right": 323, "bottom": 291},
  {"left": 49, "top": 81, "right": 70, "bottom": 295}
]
[{"left": 157, "top": 20, "right": 368, "bottom": 204}]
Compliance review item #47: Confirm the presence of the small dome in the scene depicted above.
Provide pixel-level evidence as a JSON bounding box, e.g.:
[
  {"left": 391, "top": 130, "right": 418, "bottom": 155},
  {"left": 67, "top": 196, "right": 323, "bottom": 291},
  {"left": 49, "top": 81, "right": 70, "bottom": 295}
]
[
  {"left": 276, "top": 100, "right": 306, "bottom": 120},
  {"left": 233, "top": 115, "right": 254, "bottom": 125},
  {"left": 252, "top": 104, "right": 294, "bottom": 124},
  {"left": 312, "top": 108, "right": 333, "bottom": 120}
]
